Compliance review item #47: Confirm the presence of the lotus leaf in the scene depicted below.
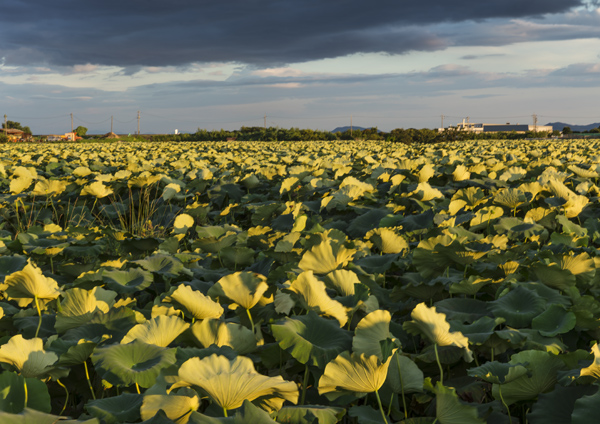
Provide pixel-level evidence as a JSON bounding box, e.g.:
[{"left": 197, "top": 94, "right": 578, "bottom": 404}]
[
  {"left": 367, "top": 228, "right": 408, "bottom": 254},
  {"left": 208, "top": 271, "right": 268, "bottom": 310},
  {"left": 0, "top": 407, "right": 100, "bottom": 424},
  {"left": 298, "top": 230, "right": 355, "bottom": 275},
  {"left": 275, "top": 405, "right": 346, "bottom": 424},
  {"left": 141, "top": 392, "right": 200, "bottom": 424},
  {"left": 531, "top": 304, "right": 576, "bottom": 337},
  {"left": 491, "top": 349, "right": 564, "bottom": 405},
  {"left": 271, "top": 311, "right": 352, "bottom": 368},
  {"left": 86, "top": 393, "right": 143, "bottom": 423},
  {"left": 323, "top": 269, "right": 360, "bottom": 296},
  {"left": 403, "top": 303, "right": 472, "bottom": 362},
  {"left": 190, "top": 319, "right": 257, "bottom": 354},
  {"left": 4, "top": 259, "right": 60, "bottom": 307},
  {"left": 91, "top": 340, "right": 177, "bottom": 388},
  {"left": 467, "top": 361, "right": 528, "bottom": 385},
  {"left": 172, "top": 354, "right": 298, "bottom": 413},
  {"left": 287, "top": 271, "right": 348, "bottom": 327},
  {"left": 571, "top": 389, "right": 600, "bottom": 424},
  {"left": 0, "top": 335, "right": 58, "bottom": 379},
  {"left": 0, "top": 371, "right": 51, "bottom": 413},
  {"left": 164, "top": 284, "right": 224, "bottom": 320},
  {"left": 173, "top": 213, "right": 195, "bottom": 234},
  {"left": 102, "top": 268, "right": 154, "bottom": 294},
  {"left": 81, "top": 181, "right": 113, "bottom": 198},
  {"left": 488, "top": 285, "right": 545, "bottom": 328},
  {"left": 121, "top": 315, "right": 190, "bottom": 347},
  {"left": 432, "top": 381, "right": 485, "bottom": 424},
  {"left": 318, "top": 350, "right": 395, "bottom": 400},
  {"left": 55, "top": 287, "right": 117, "bottom": 333},
  {"left": 353, "top": 310, "right": 396, "bottom": 359},
  {"left": 579, "top": 343, "right": 600, "bottom": 379}
]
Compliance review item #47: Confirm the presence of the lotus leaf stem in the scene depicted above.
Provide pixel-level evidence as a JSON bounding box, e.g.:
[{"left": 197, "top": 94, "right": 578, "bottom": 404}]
[
  {"left": 434, "top": 343, "right": 443, "bottom": 385},
  {"left": 23, "top": 379, "right": 28, "bottom": 406},
  {"left": 223, "top": 407, "right": 228, "bottom": 417},
  {"left": 57, "top": 378, "right": 69, "bottom": 416},
  {"left": 83, "top": 360, "right": 96, "bottom": 400},
  {"left": 135, "top": 382, "right": 141, "bottom": 394},
  {"left": 498, "top": 385, "right": 512, "bottom": 424},
  {"left": 301, "top": 364, "right": 309, "bottom": 405},
  {"left": 34, "top": 295, "right": 43, "bottom": 338},
  {"left": 395, "top": 354, "right": 408, "bottom": 419},
  {"left": 374, "top": 389, "right": 389, "bottom": 424},
  {"left": 246, "top": 308, "right": 255, "bottom": 334}
]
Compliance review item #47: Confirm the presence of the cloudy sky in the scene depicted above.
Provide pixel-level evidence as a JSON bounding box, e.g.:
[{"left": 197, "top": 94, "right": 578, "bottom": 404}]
[{"left": 1, "top": 0, "right": 600, "bottom": 134}]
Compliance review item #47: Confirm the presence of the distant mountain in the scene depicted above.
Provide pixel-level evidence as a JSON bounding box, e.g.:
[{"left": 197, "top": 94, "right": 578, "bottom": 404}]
[
  {"left": 546, "top": 122, "right": 600, "bottom": 132},
  {"left": 331, "top": 126, "right": 382, "bottom": 133}
]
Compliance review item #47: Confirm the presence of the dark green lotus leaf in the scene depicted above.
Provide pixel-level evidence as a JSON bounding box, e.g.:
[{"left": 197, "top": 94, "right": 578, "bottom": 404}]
[
  {"left": 571, "top": 387, "right": 600, "bottom": 424},
  {"left": 271, "top": 311, "right": 352, "bottom": 369},
  {"left": 347, "top": 208, "right": 390, "bottom": 238},
  {"left": 348, "top": 405, "right": 387, "bottom": 424},
  {"left": 528, "top": 384, "right": 596, "bottom": 424},
  {"left": 91, "top": 340, "right": 177, "bottom": 388},
  {"left": 102, "top": 268, "right": 154, "bottom": 294},
  {"left": 353, "top": 254, "right": 400, "bottom": 274},
  {"left": 0, "top": 371, "right": 51, "bottom": 413},
  {"left": 0, "top": 407, "right": 100, "bottom": 424},
  {"left": 131, "top": 254, "right": 185, "bottom": 279},
  {"left": 192, "top": 234, "right": 237, "bottom": 254},
  {"left": 382, "top": 352, "right": 424, "bottom": 395},
  {"left": 467, "top": 361, "right": 529, "bottom": 385},
  {"left": 86, "top": 393, "right": 143, "bottom": 424},
  {"left": 48, "top": 338, "right": 97, "bottom": 366},
  {"left": 220, "top": 246, "right": 256, "bottom": 268},
  {"left": 450, "top": 316, "right": 505, "bottom": 345},
  {"left": 531, "top": 304, "right": 577, "bottom": 337},
  {"left": 0, "top": 255, "right": 27, "bottom": 281},
  {"left": 432, "top": 381, "right": 485, "bottom": 424},
  {"left": 493, "top": 218, "right": 548, "bottom": 240},
  {"left": 188, "top": 411, "right": 232, "bottom": 423},
  {"left": 275, "top": 404, "right": 346, "bottom": 424},
  {"left": 492, "top": 349, "right": 565, "bottom": 406},
  {"left": 488, "top": 285, "right": 545, "bottom": 328},
  {"left": 380, "top": 209, "right": 435, "bottom": 233},
  {"left": 434, "top": 298, "right": 490, "bottom": 323}
]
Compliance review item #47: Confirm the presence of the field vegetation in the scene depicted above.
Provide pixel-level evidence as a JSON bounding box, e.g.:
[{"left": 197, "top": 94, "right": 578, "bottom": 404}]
[{"left": 0, "top": 139, "right": 600, "bottom": 423}]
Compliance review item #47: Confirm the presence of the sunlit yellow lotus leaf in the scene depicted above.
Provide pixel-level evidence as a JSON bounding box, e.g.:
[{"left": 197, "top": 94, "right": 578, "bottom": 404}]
[
  {"left": 172, "top": 354, "right": 298, "bottom": 412},
  {"left": 208, "top": 272, "right": 268, "bottom": 310},
  {"left": 353, "top": 310, "right": 396, "bottom": 359},
  {"left": 173, "top": 213, "right": 195, "bottom": 235},
  {"left": 10, "top": 176, "right": 33, "bottom": 194},
  {"left": 81, "top": 181, "right": 113, "bottom": 198},
  {"left": 141, "top": 392, "right": 200, "bottom": 424},
  {"left": 287, "top": 271, "right": 348, "bottom": 327},
  {"left": 4, "top": 259, "right": 60, "bottom": 307},
  {"left": 190, "top": 318, "right": 256, "bottom": 354},
  {"left": 32, "top": 179, "right": 68, "bottom": 196},
  {"left": 121, "top": 315, "right": 190, "bottom": 347},
  {"left": 0, "top": 335, "right": 58, "bottom": 378},
  {"left": 318, "top": 351, "right": 395, "bottom": 400},
  {"left": 403, "top": 303, "right": 472, "bottom": 362},
  {"left": 73, "top": 166, "right": 93, "bottom": 177},
  {"left": 298, "top": 230, "right": 355, "bottom": 275},
  {"left": 165, "top": 284, "right": 223, "bottom": 319}
]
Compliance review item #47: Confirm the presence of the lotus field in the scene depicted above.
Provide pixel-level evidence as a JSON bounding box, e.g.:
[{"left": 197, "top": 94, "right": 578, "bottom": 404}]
[{"left": 2, "top": 139, "right": 600, "bottom": 423}]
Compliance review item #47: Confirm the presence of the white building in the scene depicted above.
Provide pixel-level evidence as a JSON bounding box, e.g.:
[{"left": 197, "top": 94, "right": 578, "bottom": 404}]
[{"left": 440, "top": 119, "right": 553, "bottom": 134}]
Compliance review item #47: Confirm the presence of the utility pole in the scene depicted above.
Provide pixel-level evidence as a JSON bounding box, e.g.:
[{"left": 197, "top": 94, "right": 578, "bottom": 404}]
[
  {"left": 350, "top": 115, "right": 353, "bottom": 137},
  {"left": 441, "top": 114, "right": 444, "bottom": 129},
  {"left": 3, "top": 114, "right": 6, "bottom": 133},
  {"left": 137, "top": 111, "right": 140, "bottom": 135},
  {"left": 264, "top": 114, "right": 266, "bottom": 129},
  {"left": 532, "top": 114, "right": 538, "bottom": 132},
  {"left": 111, "top": 116, "right": 113, "bottom": 133},
  {"left": 71, "top": 113, "right": 73, "bottom": 133}
]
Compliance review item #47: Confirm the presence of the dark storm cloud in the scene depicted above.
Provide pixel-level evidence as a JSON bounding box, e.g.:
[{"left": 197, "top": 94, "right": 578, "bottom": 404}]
[{"left": 0, "top": 0, "right": 589, "bottom": 67}]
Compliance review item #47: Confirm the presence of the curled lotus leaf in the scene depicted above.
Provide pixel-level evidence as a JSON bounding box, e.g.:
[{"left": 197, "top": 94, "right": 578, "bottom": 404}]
[
  {"left": 0, "top": 335, "right": 58, "bottom": 379},
  {"left": 164, "top": 284, "right": 224, "bottom": 320},
  {"left": 171, "top": 354, "right": 298, "bottom": 413},
  {"left": 403, "top": 303, "right": 472, "bottom": 362},
  {"left": 4, "top": 259, "right": 60, "bottom": 307},
  {"left": 140, "top": 392, "right": 200, "bottom": 424},
  {"left": 271, "top": 311, "right": 353, "bottom": 369},
  {"left": 323, "top": 269, "right": 361, "bottom": 296},
  {"left": 208, "top": 271, "right": 268, "bottom": 310},
  {"left": 352, "top": 310, "right": 396, "bottom": 360},
  {"left": 366, "top": 228, "right": 409, "bottom": 255},
  {"left": 102, "top": 268, "right": 154, "bottom": 294},
  {"left": 287, "top": 271, "right": 348, "bottom": 327},
  {"left": 55, "top": 287, "right": 117, "bottom": 333},
  {"left": 467, "top": 361, "right": 529, "bottom": 384},
  {"left": 31, "top": 179, "right": 68, "bottom": 197},
  {"left": 173, "top": 213, "right": 195, "bottom": 235},
  {"left": 318, "top": 350, "right": 396, "bottom": 400},
  {"left": 190, "top": 318, "right": 257, "bottom": 355},
  {"left": 121, "top": 315, "right": 190, "bottom": 347},
  {"left": 494, "top": 188, "right": 528, "bottom": 210},
  {"left": 91, "top": 340, "right": 177, "bottom": 388},
  {"left": 299, "top": 230, "right": 356, "bottom": 275},
  {"left": 81, "top": 181, "right": 113, "bottom": 198},
  {"left": 579, "top": 343, "right": 600, "bottom": 379}
]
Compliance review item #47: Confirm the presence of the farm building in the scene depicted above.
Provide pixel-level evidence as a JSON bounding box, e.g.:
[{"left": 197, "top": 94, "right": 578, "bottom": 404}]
[
  {"left": 1, "top": 128, "right": 33, "bottom": 142},
  {"left": 441, "top": 120, "right": 553, "bottom": 134}
]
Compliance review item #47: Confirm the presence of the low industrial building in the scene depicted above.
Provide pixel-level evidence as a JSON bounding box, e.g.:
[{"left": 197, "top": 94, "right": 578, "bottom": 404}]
[{"left": 441, "top": 120, "right": 553, "bottom": 134}]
